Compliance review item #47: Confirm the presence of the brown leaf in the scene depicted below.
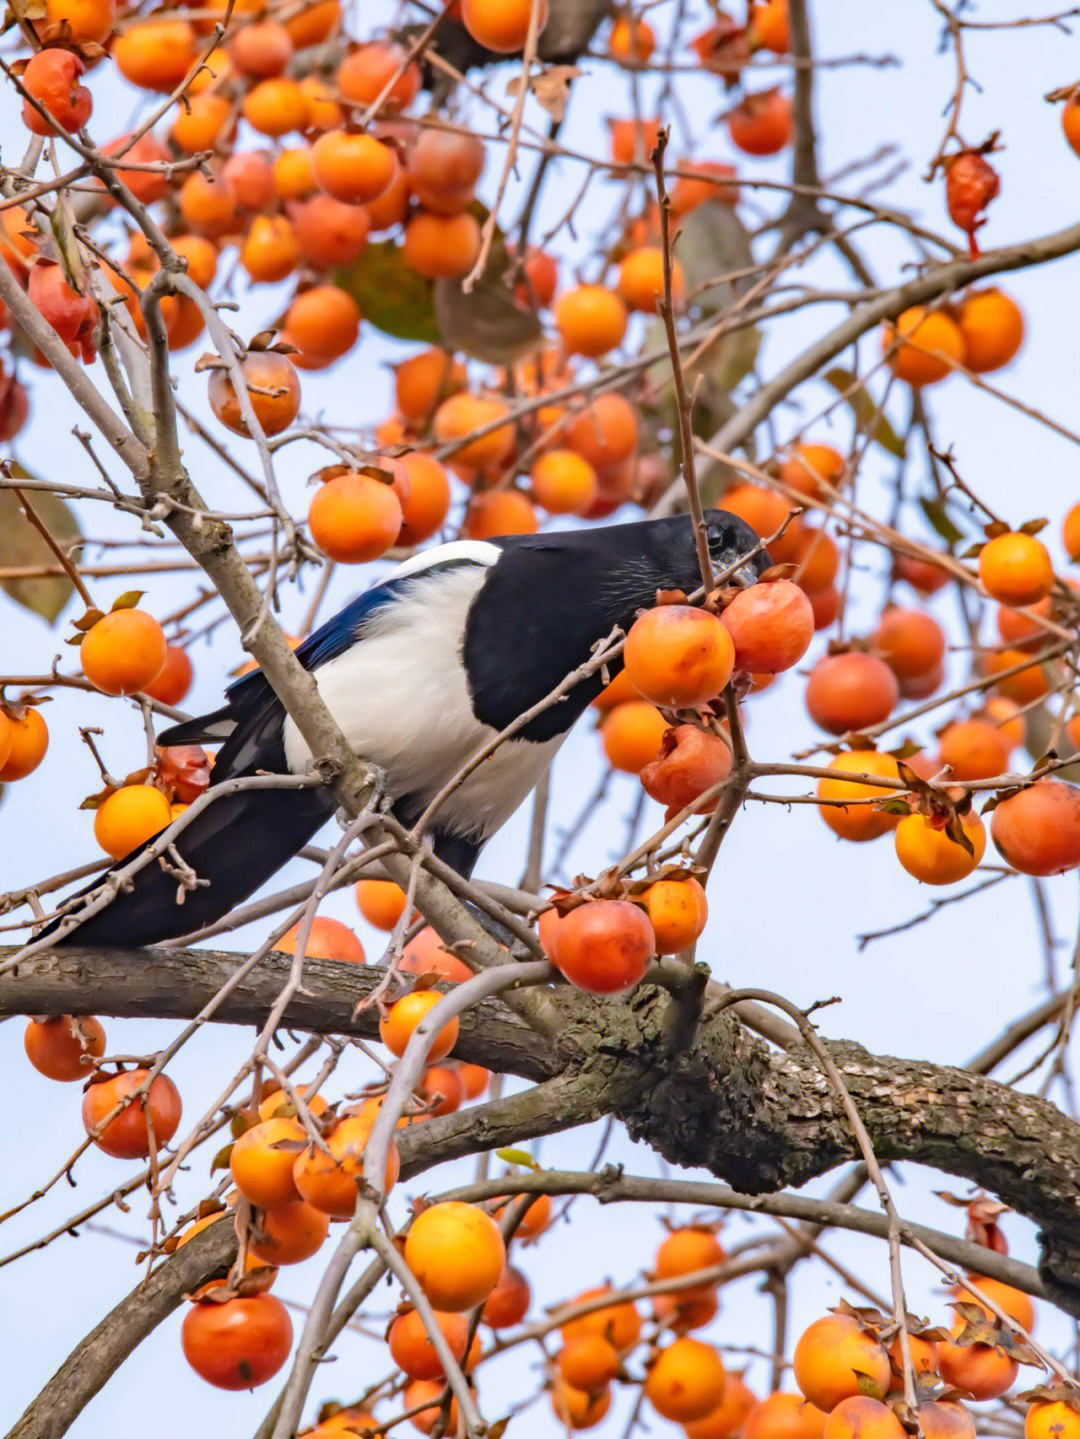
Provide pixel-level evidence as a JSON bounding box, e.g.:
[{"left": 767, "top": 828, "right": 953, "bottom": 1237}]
[{"left": 0, "top": 480, "right": 83, "bottom": 625}]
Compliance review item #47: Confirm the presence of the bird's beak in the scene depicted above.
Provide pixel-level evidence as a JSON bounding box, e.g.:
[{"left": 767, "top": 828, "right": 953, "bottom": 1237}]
[{"left": 730, "top": 562, "right": 759, "bottom": 589}]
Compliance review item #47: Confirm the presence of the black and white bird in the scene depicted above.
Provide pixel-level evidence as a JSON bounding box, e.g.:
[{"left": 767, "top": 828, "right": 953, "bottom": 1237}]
[{"left": 50, "top": 511, "right": 766, "bottom": 947}]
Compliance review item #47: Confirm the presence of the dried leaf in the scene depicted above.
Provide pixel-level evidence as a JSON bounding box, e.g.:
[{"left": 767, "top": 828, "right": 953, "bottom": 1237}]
[
  {"left": 210, "top": 1142, "right": 234, "bottom": 1172},
  {"left": 0, "top": 477, "right": 82, "bottom": 624},
  {"left": 506, "top": 63, "right": 580, "bottom": 120},
  {"left": 110, "top": 590, "right": 145, "bottom": 611}
]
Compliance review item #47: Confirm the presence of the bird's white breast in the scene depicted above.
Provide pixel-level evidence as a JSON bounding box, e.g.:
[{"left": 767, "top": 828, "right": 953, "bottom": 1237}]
[{"left": 281, "top": 562, "right": 564, "bottom": 840}]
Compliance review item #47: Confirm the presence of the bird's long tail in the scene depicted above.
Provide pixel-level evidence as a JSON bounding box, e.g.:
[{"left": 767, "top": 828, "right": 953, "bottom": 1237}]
[{"left": 47, "top": 781, "right": 333, "bottom": 948}]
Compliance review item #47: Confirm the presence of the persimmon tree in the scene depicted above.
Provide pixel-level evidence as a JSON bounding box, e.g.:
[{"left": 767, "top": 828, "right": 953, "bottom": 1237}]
[{"left": 4, "top": 2, "right": 1080, "bottom": 1438}]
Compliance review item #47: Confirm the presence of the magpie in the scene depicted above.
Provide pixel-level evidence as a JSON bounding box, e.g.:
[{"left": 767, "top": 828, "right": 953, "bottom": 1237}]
[{"left": 49, "top": 511, "right": 766, "bottom": 947}]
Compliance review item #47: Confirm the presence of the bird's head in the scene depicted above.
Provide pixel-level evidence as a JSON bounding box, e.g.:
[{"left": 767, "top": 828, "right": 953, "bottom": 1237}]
[{"left": 647, "top": 509, "right": 770, "bottom": 594}]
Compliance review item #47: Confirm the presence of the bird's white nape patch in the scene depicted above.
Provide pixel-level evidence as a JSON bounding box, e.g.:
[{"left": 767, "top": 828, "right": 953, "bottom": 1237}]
[{"left": 388, "top": 539, "right": 502, "bottom": 583}]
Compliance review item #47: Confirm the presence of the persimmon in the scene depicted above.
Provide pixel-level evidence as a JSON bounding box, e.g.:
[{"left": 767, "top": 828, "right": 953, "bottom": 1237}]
[
  {"left": 404, "top": 1201, "right": 505, "bottom": 1311},
  {"left": 389, "top": 1307, "right": 469, "bottom": 1380},
  {"left": 982, "top": 695, "right": 1026, "bottom": 751},
  {"left": 542, "top": 898, "right": 655, "bottom": 993},
  {"left": 602, "top": 700, "right": 670, "bottom": 773},
  {"left": 951, "top": 1274, "right": 1035, "bottom": 1332},
  {"left": 983, "top": 647, "right": 1050, "bottom": 703},
  {"left": 609, "top": 115, "right": 661, "bottom": 164},
  {"left": 895, "top": 553, "right": 951, "bottom": 594},
  {"left": 293, "top": 1112, "right": 400, "bottom": 1216},
  {"left": 248, "top": 1198, "right": 329, "bottom": 1265},
  {"left": 872, "top": 607, "right": 946, "bottom": 681},
  {"left": 482, "top": 1263, "right": 531, "bottom": 1328},
  {"left": 407, "top": 129, "right": 486, "bottom": 214},
  {"left": 0, "top": 705, "right": 49, "bottom": 779},
  {"left": 609, "top": 14, "right": 656, "bottom": 62},
  {"left": 240, "top": 215, "right": 299, "bottom": 283},
  {"left": 273, "top": 146, "right": 316, "bottom": 200},
  {"left": 790, "top": 527, "right": 839, "bottom": 591},
  {"left": 997, "top": 596, "right": 1053, "bottom": 651},
  {"left": 171, "top": 91, "right": 232, "bottom": 153},
  {"left": 670, "top": 159, "right": 739, "bottom": 214},
  {"left": 979, "top": 532, "right": 1055, "bottom": 606},
  {"left": 229, "top": 18, "right": 292, "bottom": 76},
  {"left": 645, "top": 1336, "right": 726, "bottom": 1422},
  {"left": 335, "top": 41, "right": 421, "bottom": 110},
  {"left": 462, "top": 491, "right": 538, "bottom": 540},
  {"left": 460, "top": 0, "right": 548, "bottom": 51},
  {"left": 816, "top": 750, "right": 902, "bottom": 841},
  {"left": 395, "top": 350, "right": 467, "bottom": 422},
  {"left": 28, "top": 260, "right": 98, "bottom": 358},
  {"left": 742, "top": 1392, "right": 827, "bottom": 1438},
  {"left": 823, "top": 1396, "right": 905, "bottom": 1437},
  {"left": 882, "top": 306, "right": 965, "bottom": 386},
  {"left": 114, "top": 20, "right": 196, "bottom": 91},
  {"left": 937, "top": 1330, "right": 1018, "bottom": 1400},
  {"left": 938, "top": 718, "right": 1010, "bottom": 781},
  {"left": 231, "top": 1117, "right": 306, "bottom": 1207},
  {"left": 208, "top": 351, "right": 300, "bottom": 437},
  {"left": 895, "top": 808, "right": 986, "bottom": 885},
  {"left": 355, "top": 878, "right": 407, "bottom": 930},
  {"left": 433, "top": 392, "right": 514, "bottom": 470},
  {"left": 624, "top": 606, "right": 735, "bottom": 709},
  {"left": 380, "top": 990, "right": 459, "bottom": 1060},
  {"left": 885, "top": 1332, "right": 939, "bottom": 1388},
  {"left": 792, "top": 1313, "right": 891, "bottom": 1410},
  {"left": 991, "top": 779, "right": 1080, "bottom": 875},
  {"left": 721, "top": 580, "right": 814, "bottom": 673},
  {"left": 1026, "top": 1400, "right": 1080, "bottom": 1437},
  {"left": 21, "top": 50, "right": 92, "bottom": 135},
  {"left": 779, "top": 442, "right": 845, "bottom": 502},
  {"left": 403, "top": 210, "right": 482, "bottom": 279},
  {"left": 618, "top": 246, "right": 684, "bottom": 314},
  {"left": 101, "top": 131, "right": 172, "bottom": 202},
  {"left": 495, "top": 1190, "right": 551, "bottom": 1238},
  {"left": 258, "top": 1085, "right": 329, "bottom": 1124},
  {"left": 400, "top": 927, "right": 474, "bottom": 983},
  {"left": 750, "top": 0, "right": 790, "bottom": 51},
  {"left": 683, "top": 1372, "right": 757, "bottom": 1439},
  {"left": 222, "top": 152, "right": 276, "bottom": 212},
  {"left": 805, "top": 651, "right": 899, "bottom": 734},
  {"left": 312, "top": 130, "right": 396, "bottom": 205},
  {"left": 44, "top": 0, "right": 115, "bottom": 43},
  {"left": 638, "top": 877, "right": 708, "bottom": 952},
  {"left": 309, "top": 472, "right": 402, "bottom": 563},
  {"left": 513, "top": 245, "right": 559, "bottom": 307},
  {"left": 957, "top": 288, "right": 1024, "bottom": 372},
  {"left": 178, "top": 171, "right": 238, "bottom": 238},
  {"left": 561, "top": 1284, "right": 642, "bottom": 1349},
  {"left": 655, "top": 1225, "right": 725, "bottom": 1282},
  {"left": 551, "top": 1379, "right": 612, "bottom": 1430},
  {"left": 728, "top": 89, "right": 793, "bottom": 154},
  {"left": 278, "top": 916, "right": 366, "bottom": 963},
  {"left": 82, "top": 1068, "right": 181, "bottom": 1157},
  {"left": 912, "top": 1401, "right": 975, "bottom": 1438},
  {"left": 531, "top": 449, "right": 598, "bottom": 515},
  {"left": 182, "top": 1291, "right": 292, "bottom": 1389},
  {"left": 565, "top": 394, "right": 639, "bottom": 469},
  {"left": 458, "top": 1062, "right": 489, "bottom": 1098},
  {"left": 559, "top": 1335, "right": 619, "bottom": 1391},
  {"left": 555, "top": 285, "right": 629, "bottom": 358},
  {"left": 93, "top": 784, "right": 172, "bottom": 859},
  {"left": 414, "top": 1064, "right": 464, "bottom": 1118},
  {"left": 593, "top": 668, "right": 640, "bottom": 709},
  {"left": 282, "top": 284, "right": 360, "bottom": 368},
  {"left": 720, "top": 483, "right": 790, "bottom": 545},
  {"left": 242, "top": 77, "right": 309, "bottom": 137},
  {"left": 24, "top": 1015, "right": 105, "bottom": 1081},
  {"left": 390, "top": 453, "right": 451, "bottom": 545},
  {"left": 291, "top": 193, "right": 370, "bottom": 267}
]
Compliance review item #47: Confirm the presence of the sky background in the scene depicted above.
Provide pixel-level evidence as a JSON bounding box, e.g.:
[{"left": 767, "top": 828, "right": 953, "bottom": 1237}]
[{"left": 3, "top": 2, "right": 1080, "bottom": 1434}]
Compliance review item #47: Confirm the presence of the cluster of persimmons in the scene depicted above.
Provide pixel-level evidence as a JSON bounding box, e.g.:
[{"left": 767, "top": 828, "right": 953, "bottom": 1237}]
[{"left": 8, "top": 0, "right": 1080, "bottom": 1432}]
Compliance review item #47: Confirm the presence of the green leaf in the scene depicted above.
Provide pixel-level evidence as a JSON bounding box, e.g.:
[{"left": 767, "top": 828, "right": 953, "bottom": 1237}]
[
  {"left": 0, "top": 472, "right": 82, "bottom": 624},
  {"left": 823, "top": 368, "right": 906, "bottom": 458},
  {"left": 496, "top": 1147, "right": 538, "bottom": 1169},
  {"left": 333, "top": 242, "right": 440, "bottom": 344},
  {"left": 918, "top": 495, "right": 965, "bottom": 548}
]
